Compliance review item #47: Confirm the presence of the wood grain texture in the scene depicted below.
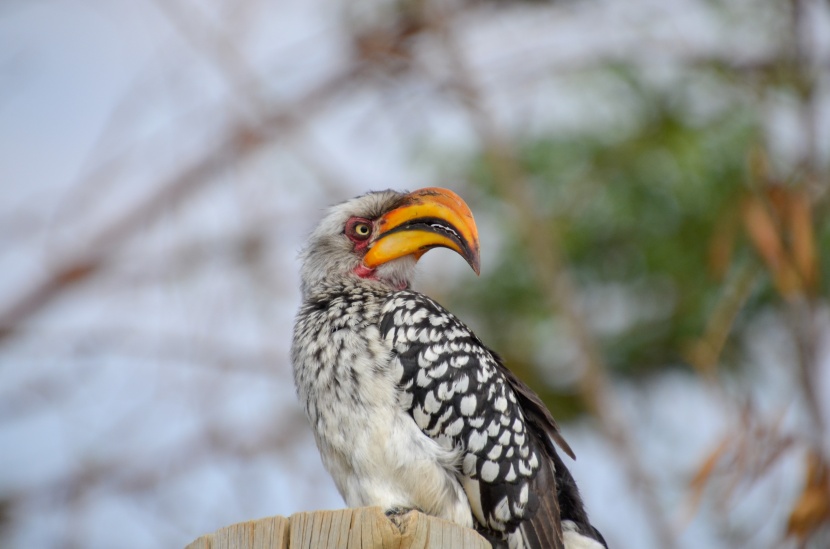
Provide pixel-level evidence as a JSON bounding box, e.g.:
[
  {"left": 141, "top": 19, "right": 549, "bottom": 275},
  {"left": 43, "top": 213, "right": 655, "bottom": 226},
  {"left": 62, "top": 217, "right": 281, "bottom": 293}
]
[{"left": 185, "top": 507, "right": 490, "bottom": 549}]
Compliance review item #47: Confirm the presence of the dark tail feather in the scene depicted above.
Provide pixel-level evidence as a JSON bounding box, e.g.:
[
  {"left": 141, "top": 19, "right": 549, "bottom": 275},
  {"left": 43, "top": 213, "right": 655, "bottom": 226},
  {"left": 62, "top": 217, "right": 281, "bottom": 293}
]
[{"left": 510, "top": 459, "right": 564, "bottom": 549}]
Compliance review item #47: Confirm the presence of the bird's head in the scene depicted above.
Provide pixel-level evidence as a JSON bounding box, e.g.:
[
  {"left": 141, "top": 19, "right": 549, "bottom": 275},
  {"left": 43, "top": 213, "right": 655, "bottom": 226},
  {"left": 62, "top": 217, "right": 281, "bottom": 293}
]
[{"left": 299, "top": 187, "right": 480, "bottom": 296}]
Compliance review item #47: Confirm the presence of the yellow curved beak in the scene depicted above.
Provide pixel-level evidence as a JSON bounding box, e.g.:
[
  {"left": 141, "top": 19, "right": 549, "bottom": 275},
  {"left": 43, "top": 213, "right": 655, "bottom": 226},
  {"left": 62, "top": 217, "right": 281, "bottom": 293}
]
[{"left": 363, "top": 187, "right": 481, "bottom": 275}]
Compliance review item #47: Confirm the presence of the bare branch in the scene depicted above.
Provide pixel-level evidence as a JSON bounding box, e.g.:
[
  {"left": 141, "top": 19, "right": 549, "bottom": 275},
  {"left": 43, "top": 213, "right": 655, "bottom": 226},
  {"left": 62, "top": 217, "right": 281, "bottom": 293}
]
[{"left": 0, "top": 67, "right": 360, "bottom": 341}]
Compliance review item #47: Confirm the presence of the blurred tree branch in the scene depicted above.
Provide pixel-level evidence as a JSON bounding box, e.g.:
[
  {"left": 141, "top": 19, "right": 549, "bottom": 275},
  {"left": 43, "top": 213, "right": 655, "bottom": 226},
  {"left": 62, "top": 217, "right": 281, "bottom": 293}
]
[{"left": 0, "top": 66, "right": 358, "bottom": 342}]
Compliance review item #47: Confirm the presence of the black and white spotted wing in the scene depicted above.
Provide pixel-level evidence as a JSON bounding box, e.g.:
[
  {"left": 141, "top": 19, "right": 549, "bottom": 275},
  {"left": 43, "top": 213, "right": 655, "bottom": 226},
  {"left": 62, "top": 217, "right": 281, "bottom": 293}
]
[{"left": 380, "top": 290, "right": 551, "bottom": 536}]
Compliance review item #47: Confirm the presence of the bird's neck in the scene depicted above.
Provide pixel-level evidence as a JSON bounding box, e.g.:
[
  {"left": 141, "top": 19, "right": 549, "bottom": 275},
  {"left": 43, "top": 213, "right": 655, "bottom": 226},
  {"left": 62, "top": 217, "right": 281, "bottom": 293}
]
[
  {"left": 300, "top": 277, "right": 394, "bottom": 305},
  {"left": 302, "top": 275, "right": 408, "bottom": 303}
]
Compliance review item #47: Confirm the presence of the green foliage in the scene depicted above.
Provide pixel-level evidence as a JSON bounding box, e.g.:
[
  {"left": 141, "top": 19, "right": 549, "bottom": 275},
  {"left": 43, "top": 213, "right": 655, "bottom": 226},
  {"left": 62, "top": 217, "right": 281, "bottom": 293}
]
[{"left": 446, "top": 74, "right": 764, "bottom": 417}]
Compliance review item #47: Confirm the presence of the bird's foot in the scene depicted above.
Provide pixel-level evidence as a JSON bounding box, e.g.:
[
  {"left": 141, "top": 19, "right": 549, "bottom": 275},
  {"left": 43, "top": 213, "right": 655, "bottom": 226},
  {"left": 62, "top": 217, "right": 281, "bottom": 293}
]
[{"left": 384, "top": 507, "right": 420, "bottom": 530}]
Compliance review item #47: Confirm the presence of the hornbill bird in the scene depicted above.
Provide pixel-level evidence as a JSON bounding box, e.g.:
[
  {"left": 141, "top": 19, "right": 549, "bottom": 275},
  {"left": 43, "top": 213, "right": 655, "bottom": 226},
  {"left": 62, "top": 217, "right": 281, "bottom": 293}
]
[{"left": 292, "top": 188, "right": 607, "bottom": 549}]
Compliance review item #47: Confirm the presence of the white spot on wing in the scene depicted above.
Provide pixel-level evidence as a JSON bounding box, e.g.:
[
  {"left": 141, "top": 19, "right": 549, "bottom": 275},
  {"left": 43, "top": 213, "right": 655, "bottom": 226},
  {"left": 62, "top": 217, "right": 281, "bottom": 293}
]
[
  {"left": 494, "top": 396, "right": 507, "bottom": 412},
  {"left": 468, "top": 430, "right": 487, "bottom": 452},
  {"left": 460, "top": 394, "right": 477, "bottom": 416},
  {"left": 423, "top": 346, "right": 439, "bottom": 362},
  {"left": 391, "top": 360, "right": 404, "bottom": 381},
  {"left": 413, "top": 405, "right": 431, "bottom": 429},
  {"left": 429, "top": 315, "right": 446, "bottom": 326},
  {"left": 424, "top": 391, "right": 440, "bottom": 413},
  {"left": 429, "top": 361, "right": 448, "bottom": 379},
  {"left": 445, "top": 417, "right": 464, "bottom": 436},
  {"left": 463, "top": 453, "right": 478, "bottom": 475},
  {"left": 528, "top": 452, "right": 538, "bottom": 468},
  {"left": 452, "top": 355, "right": 469, "bottom": 367},
  {"left": 494, "top": 496, "right": 512, "bottom": 522},
  {"left": 436, "top": 406, "right": 453, "bottom": 426},
  {"left": 481, "top": 460, "right": 500, "bottom": 482}
]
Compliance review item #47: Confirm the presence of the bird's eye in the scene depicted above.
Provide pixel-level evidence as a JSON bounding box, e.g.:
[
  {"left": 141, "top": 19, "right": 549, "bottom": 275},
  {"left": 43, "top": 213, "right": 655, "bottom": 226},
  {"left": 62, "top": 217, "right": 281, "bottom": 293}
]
[{"left": 346, "top": 218, "right": 373, "bottom": 242}]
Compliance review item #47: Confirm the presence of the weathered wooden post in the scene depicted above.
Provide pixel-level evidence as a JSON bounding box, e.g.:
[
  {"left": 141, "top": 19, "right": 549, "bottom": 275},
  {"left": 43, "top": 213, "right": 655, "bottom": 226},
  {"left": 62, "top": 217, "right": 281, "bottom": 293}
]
[{"left": 186, "top": 506, "right": 490, "bottom": 549}]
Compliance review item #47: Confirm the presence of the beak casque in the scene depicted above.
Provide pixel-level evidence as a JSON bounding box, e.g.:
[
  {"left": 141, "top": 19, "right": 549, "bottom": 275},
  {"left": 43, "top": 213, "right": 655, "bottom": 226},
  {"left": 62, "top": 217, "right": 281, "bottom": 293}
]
[{"left": 363, "top": 187, "right": 481, "bottom": 275}]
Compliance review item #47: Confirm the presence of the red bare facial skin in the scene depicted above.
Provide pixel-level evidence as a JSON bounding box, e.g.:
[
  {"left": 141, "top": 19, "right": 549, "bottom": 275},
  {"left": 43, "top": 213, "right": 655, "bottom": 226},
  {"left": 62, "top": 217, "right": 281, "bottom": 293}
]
[
  {"left": 345, "top": 216, "right": 378, "bottom": 280},
  {"left": 353, "top": 263, "right": 377, "bottom": 280}
]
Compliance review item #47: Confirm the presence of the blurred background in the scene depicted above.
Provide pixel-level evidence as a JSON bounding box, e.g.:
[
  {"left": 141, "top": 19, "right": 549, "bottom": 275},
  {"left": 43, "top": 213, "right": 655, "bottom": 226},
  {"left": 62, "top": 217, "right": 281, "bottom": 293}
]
[{"left": 1, "top": 0, "right": 829, "bottom": 547}]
